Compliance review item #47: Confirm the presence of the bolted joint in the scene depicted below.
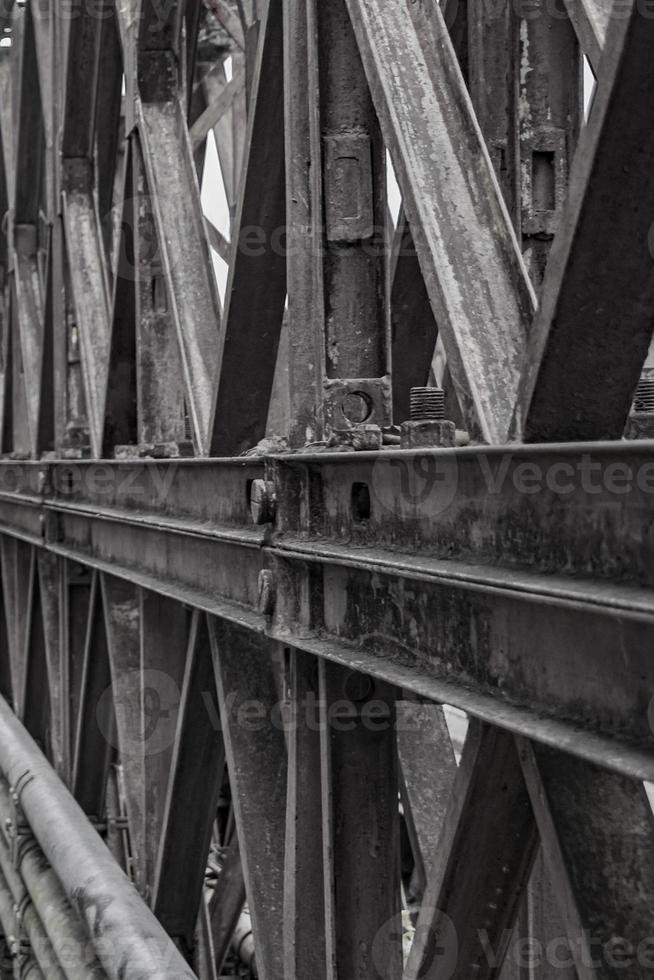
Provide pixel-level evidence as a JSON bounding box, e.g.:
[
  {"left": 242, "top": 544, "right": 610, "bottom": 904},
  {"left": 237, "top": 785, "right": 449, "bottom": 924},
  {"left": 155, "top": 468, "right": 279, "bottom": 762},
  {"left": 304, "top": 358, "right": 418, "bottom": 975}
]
[
  {"left": 257, "top": 570, "right": 276, "bottom": 617},
  {"left": 250, "top": 480, "right": 277, "bottom": 526},
  {"left": 400, "top": 419, "right": 456, "bottom": 449}
]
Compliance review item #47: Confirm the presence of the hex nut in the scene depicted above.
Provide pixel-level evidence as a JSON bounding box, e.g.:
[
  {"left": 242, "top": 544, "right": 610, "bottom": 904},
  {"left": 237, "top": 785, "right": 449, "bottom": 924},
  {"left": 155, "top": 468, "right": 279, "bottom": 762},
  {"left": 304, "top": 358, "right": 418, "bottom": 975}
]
[{"left": 400, "top": 420, "right": 456, "bottom": 449}]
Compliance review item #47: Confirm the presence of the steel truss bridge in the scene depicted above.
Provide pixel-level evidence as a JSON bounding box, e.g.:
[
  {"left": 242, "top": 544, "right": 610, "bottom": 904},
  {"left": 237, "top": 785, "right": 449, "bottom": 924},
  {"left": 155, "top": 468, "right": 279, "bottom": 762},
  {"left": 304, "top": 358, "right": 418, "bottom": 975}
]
[{"left": 0, "top": 0, "right": 652, "bottom": 977}]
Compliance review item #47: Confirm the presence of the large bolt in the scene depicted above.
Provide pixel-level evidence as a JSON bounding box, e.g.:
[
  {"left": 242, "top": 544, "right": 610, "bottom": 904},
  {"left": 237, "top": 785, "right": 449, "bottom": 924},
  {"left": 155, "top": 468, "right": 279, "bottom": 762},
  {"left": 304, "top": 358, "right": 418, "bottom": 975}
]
[
  {"left": 250, "top": 479, "right": 276, "bottom": 525},
  {"left": 257, "top": 569, "right": 276, "bottom": 616},
  {"left": 401, "top": 386, "right": 454, "bottom": 448},
  {"left": 410, "top": 386, "right": 445, "bottom": 421},
  {"left": 633, "top": 372, "right": 654, "bottom": 413}
]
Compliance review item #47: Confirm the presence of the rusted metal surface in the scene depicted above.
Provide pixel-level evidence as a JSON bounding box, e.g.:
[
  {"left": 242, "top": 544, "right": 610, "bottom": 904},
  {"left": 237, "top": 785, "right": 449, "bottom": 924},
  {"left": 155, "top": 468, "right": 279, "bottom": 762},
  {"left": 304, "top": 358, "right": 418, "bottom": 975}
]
[
  {"left": 515, "top": 3, "right": 654, "bottom": 442},
  {"left": 0, "top": 0, "right": 652, "bottom": 977},
  {"left": 0, "top": 693, "right": 196, "bottom": 979},
  {"left": 343, "top": 0, "right": 536, "bottom": 443}
]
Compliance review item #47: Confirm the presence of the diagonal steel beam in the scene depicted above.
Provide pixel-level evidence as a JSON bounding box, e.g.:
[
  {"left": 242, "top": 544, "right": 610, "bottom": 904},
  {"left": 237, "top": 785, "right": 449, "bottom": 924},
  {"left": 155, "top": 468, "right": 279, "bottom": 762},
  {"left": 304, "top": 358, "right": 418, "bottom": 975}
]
[
  {"left": 209, "top": 619, "right": 287, "bottom": 980},
  {"left": 61, "top": 179, "right": 111, "bottom": 458},
  {"left": 190, "top": 63, "right": 245, "bottom": 148},
  {"left": 514, "top": 4, "right": 654, "bottom": 443},
  {"left": 13, "top": 242, "right": 43, "bottom": 455},
  {"left": 62, "top": 0, "right": 105, "bottom": 160},
  {"left": 405, "top": 722, "right": 538, "bottom": 980},
  {"left": 343, "top": 0, "right": 535, "bottom": 443},
  {"left": 518, "top": 738, "right": 654, "bottom": 980},
  {"left": 562, "top": 0, "right": 611, "bottom": 73},
  {"left": 209, "top": 0, "right": 286, "bottom": 455},
  {"left": 138, "top": 98, "right": 221, "bottom": 453},
  {"left": 153, "top": 611, "right": 224, "bottom": 951}
]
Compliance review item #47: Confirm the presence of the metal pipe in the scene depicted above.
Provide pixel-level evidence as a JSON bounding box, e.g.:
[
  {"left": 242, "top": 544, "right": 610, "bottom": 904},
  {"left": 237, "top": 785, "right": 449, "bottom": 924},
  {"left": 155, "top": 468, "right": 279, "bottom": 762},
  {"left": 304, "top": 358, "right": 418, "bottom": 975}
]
[
  {"left": 0, "top": 782, "right": 105, "bottom": 980},
  {"left": 0, "top": 853, "right": 64, "bottom": 980},
  {"left": 0, "top": 866, "right": 17, "bottom": 979},
  {"left": 0, "top": 696, "right": 196, "bottom": 980}
]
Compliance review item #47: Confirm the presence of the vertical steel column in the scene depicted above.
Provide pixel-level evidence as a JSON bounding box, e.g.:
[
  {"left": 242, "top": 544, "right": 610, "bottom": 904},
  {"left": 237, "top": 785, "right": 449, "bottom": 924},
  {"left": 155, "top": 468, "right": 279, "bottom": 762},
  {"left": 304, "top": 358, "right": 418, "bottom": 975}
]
[
  {"left": 132, "top": 137, "right": 187, "bottom": 452},
  {"left": 319, "top": 662, "right": 401, "bottom": 980},
  {"left": 516, "top": 0, "right": 582, "bottom": 287},
  {"left": 286, "top": 0, "right": 390, "bottom": 447},
  {"left": 467, "top": 0, "right": 519, "bottom": 222}
]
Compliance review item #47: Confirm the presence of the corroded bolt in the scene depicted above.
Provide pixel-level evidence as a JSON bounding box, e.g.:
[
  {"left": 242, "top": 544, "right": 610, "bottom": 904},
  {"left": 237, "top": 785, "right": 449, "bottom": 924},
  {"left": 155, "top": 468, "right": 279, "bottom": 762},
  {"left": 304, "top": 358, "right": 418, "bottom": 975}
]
[
  {"left": 250, "top": 479, "right": 276, "bottom": 525},
  {"left": 410, "top": 386, "right": 445, "bottom": 421},
  {"left": 401, "top": 386, "right": 454, "bottom": 449},
  {"left": 633, "top": 372, "right": 654, "bottom": 413},
  {"left": 257, "top": 570, "right": 276, "bottom": 616}
]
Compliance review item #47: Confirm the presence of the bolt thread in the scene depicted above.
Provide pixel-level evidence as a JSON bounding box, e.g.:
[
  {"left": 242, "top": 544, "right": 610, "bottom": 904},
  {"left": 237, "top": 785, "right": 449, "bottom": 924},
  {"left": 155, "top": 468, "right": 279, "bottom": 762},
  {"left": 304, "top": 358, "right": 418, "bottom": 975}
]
[
  {"left": 410, "top": 386, "right": 445, "bottom": 421},
  {"left": 634, "top": 375, "right": 654, "bottom": 414}
]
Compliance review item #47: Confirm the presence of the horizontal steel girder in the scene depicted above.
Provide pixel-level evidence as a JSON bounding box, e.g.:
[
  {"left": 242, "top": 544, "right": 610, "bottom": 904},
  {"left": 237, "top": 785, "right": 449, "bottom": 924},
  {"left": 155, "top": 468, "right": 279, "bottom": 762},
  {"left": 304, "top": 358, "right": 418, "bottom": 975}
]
[{"left": 0, "top": 444, "right": 653, "bottom": 778}]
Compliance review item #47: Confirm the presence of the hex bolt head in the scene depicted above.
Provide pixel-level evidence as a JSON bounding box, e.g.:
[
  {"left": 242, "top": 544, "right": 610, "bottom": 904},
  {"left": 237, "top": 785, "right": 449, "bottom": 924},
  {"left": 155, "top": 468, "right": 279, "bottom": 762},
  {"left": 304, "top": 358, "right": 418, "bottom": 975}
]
[
  {"left": 257, "top": 569, "right": 276, "bottom": 616},
  {"left": 250, "top": 479, "right": 277, "bottom": 525}
]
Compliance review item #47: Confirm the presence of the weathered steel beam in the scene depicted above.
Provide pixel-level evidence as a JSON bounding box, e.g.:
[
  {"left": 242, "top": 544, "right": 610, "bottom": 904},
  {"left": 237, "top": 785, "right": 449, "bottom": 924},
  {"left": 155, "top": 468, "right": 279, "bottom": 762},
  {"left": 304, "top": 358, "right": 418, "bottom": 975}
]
[
  {"left": 95, "top": 9, "right": 123, "bottom": 252},
  {"left": 209, "top": 0, "right": 286, "bottom": 456},
  {"left": 562, "top": 0, "right": 611, "bottom": 73},
  {"left": 153, "top": 612, "right": 224, "bottom": 951},
  {"left": 518, "top": 738, "right": 654, "bottom": 980},
  {"left": 396, "top": 698, "right": 456, "bottom": 899},
  {"left": 62, "top": 0, "right": 104, "bottom": 160},
  {"left": 283, "top": 0, "right": 324, "bottom": 445},
  {"left": 406, "top": 723, "right": 537, "bottom": 980},
  {"left": 190, "top": 64, "right": 245, "bottom": 148},
  {"left": 283, "top": 649, "right": 326, "bottom": 980},
  {"left": 311, "top": 0, "right": 390, "bottom": 438},
  {"left": 131, "top": 136, "right": 187, "bottom": 449},
  {"left": 61, "top": 175, "right": 111, "bottom": 458},
  {"left": 0, "top": 442, "right": 652, "bottom": 772},
  {"left": 100, "top": 574, "right": 147, "bottom": 893},
  {"left": 137, "top": 98, "right": 221, "bottom": 453},
  {"left": 13, "top": 5, "right": 43, "bottom": 224},
  {"left": 13, "top": 242, "right": 43, "bottom": 455},
  {"left": 517, "top": 1, "right": 582, "bottom": 288},
  {"left": 36, "top": 552, "right": 66, "bottom": 779},
  {"left": 319, "top": 661, "right": 402, "bottom": 980},
  {"left": 0, "top": 536, "right": 31, "bottom": 716},
  {"left": 21, "top": 560, "right": 50, "bottom": 749},
  {"left": 343, "top": 0, "right": 535, "bottom": 442},
  {"left": 209, "top": 619, "right": 287, "bottom": 980},
  {"left": 138, "top": 590, "right": 189, "bottom": 892},
  {"left": 207, "top": 834, "right": 246, "bottom": 976},
  {"left": 71, "top": 575, "right": 112, "bottom": 820},
  {"left": 514, "top": 3, "right": 654, "bottom": 442},
  {"left": 0, "top": 693, "right": 197, "bottom": 979}
]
